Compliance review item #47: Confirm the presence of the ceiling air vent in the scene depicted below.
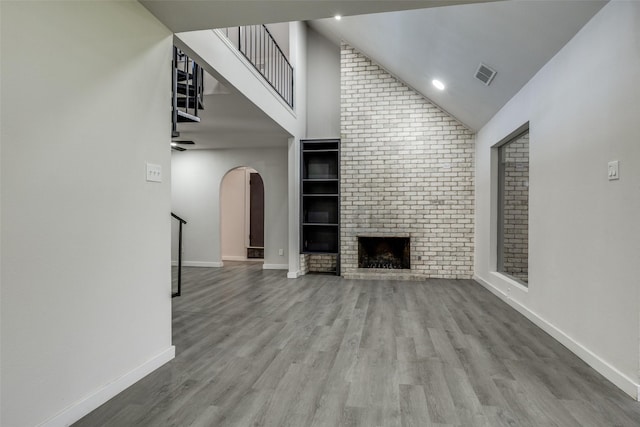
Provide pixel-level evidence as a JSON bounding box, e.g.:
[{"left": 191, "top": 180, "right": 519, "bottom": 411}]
[{"left": 475, "top": 63, "right": 497, "bottom": 86}]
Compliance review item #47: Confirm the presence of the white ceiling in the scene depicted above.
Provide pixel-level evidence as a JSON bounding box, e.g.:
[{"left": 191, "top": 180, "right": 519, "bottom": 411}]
[
  {"left": 310, "top": 0, "right": 607, "bottom": 130},
  {"left": 175, "top": 93, "right": 292, "bottom": 149},
  {"left": 140, "top": 0, "right": 492, "bottom": 33},
  {"left": 155, "top": 0, "right": 608, "bottom": 149}
]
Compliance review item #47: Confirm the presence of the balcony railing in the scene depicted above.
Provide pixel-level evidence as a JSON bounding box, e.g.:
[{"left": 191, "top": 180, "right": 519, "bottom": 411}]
[{"left": 223, "top": 25, "right": 294, "bottom": 108}]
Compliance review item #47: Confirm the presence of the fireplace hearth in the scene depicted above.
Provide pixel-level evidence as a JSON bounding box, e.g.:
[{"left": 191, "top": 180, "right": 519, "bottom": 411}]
[{"left": 358, "top": 237, "right": 410, "bottom": 269}]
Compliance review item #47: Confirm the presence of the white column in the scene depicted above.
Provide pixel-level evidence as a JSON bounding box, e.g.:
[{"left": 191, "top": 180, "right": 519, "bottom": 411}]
[{"left": 287, "top": 136, "right": 301, "bottom": 278}]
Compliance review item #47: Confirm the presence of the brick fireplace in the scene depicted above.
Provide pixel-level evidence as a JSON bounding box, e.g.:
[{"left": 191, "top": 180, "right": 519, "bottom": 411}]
[
  {"left": 358, "top": 237, "right": 410, "bottom": 269},
  {"left": 339, "top": 44, "right": 475, "bottom": 280}
]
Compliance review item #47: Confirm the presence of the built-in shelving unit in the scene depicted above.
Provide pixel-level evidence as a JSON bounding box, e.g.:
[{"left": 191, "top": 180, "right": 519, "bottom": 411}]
[{"left": 301, "top": 139, "right": 340, "bottom": 274}]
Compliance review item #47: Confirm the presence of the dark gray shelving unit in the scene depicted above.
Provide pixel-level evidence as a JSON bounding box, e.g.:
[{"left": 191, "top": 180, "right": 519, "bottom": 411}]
[{"left": 301, "top": 139, "right": 340, "bottom": 274}]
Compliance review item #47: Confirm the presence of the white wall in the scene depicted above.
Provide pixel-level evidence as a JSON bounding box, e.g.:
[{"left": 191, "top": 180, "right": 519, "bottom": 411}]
[
  {"left": 0, "top": 2, "right": 174, "bottom": 426},
  {"left": 306, "top": 25, "right": 340, "bottom": 139},
  {"left": 171, "top": 213, "right": 181, "bottom": 264},
  {"left": 265, "top": 22, "right": 290, "bottom": 60},
  {"left": 221, "top": 168, "right": 249, "bottom": 260},
  {"left": 172, "top": 148, "right": 288, "bottom": 269},
  {"left": 286, "top": 21, "right": 308, "bottom": 278},
  {"left": 475, "top": 1, "right": 640, "bottom": 398}
]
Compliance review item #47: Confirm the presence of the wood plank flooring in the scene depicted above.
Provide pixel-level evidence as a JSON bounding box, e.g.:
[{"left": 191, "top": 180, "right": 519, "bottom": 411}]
[{"left": 75, "top": 262, "right": 640, "bottom": 426}]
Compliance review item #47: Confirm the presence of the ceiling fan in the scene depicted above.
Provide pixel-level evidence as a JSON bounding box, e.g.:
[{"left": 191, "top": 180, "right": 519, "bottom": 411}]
[{"left": 171, "top": 140, "right": 195, "bottom": 151}]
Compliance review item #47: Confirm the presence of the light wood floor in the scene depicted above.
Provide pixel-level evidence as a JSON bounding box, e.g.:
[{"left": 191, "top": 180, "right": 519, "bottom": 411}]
[{"left": 75, "top": 262, "right": 640, "bottom": 426}]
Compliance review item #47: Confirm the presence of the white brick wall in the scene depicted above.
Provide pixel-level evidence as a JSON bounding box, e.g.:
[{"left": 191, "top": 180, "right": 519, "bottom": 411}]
[
  {"left": 299, "top": 254, "right": 336, "bottom": 274},
  {"left": 340, "top": 44, "right": 475, "bottom": 280},
  {"left": 300, "top": 254, "right": 309, "bottom": 275},
  {"left": 307, "top": 254, "right": 337, "bottom": 273},
  {"left": 501, "top": 132, "right": 529, "bottom": 283}
]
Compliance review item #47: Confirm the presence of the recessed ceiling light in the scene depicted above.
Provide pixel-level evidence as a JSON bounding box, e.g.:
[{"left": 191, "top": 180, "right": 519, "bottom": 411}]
[
  {"left": 432, "top": 79, "right": 445, "bottom": 90},
  {"left": 334, "top": 15, "right": 342, "bottom": 20}
]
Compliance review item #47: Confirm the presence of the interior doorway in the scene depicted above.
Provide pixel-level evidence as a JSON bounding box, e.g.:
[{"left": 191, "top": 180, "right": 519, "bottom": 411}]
[
  {"left": 221, "top": 167, "right": 264, "bottom": 261},
  {"left": 248, "top": 172, "right": 265, "bottom": 258}
]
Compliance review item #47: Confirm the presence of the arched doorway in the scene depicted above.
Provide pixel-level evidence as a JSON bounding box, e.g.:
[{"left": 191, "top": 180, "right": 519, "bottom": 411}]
[{"left": 220, "top": 167, "right": 265, "bottom": 261}]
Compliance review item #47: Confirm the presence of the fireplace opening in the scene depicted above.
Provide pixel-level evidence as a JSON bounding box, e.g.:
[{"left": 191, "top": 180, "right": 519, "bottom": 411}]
[{"left": 358, "top": 237, "right": 410, "bottom": 269}]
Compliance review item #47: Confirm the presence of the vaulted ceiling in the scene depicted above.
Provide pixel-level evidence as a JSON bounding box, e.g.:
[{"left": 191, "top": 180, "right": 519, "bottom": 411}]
[
  {"left": 143, "top": 0, "right": 608, "bottom": 147},
  {"left": 309, "top": 1, "right": 607, "bottom": 130}
]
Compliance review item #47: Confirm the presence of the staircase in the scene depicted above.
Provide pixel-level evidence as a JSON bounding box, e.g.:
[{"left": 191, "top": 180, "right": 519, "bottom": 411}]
[{"left": 172, "top": 47, "right": 204, "bottom": 150}]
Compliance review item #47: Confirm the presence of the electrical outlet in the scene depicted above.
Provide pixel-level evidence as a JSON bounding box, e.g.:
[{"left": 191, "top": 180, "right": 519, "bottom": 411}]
[{"left": 278, "top": 249, "right": 284, "bottom": 256}]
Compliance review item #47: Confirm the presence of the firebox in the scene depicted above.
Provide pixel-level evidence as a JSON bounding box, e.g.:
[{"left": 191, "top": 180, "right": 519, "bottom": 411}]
[{"left": 358, "top": 237, "right": 410, "bottom": 269}]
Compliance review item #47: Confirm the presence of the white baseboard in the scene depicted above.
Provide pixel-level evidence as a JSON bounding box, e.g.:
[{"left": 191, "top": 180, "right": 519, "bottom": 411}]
[
  {"left": 182, "top": 261, "right": 223, "bottom": 268},
  {"left": 222, "top": 256, "right": 247, "bottom": 261},
  {"left": 263, "top": 264, "right": 288, "bottom": 270},
  {"left": 287, "top": 270, "right": 301, "bottom": 279},
  {"left": 40, "top": 346, "right": 175, "bottom": 427},
  {"left": 473, "top": 274, "right": 640, "bottom": 400}
]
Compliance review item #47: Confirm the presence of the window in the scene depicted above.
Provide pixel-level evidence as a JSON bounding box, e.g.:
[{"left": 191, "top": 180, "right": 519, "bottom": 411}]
[{"left": 497, "top": 129, "right": 529, "bottom": 285}]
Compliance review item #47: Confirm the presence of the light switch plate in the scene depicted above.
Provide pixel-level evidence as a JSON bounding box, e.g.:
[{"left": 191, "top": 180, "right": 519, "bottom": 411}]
[
  {"left": 608, "top": 160, "right": 619, "bottom": 181},
  {"left": 146, "top": 163, "right": 162, "bottom": 182}
]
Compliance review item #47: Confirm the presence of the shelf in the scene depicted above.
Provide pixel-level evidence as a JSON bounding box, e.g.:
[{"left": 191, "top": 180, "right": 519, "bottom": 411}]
[
  {"left": 301, "top": 139, "right": 340, "bottom": 271},
  {"left": 302, "top": 233, "right": 338, "bottom": 252},
  {"left": 303, "top": 180, "right": 339, "bottom": 195},
  {"left": 301, "top": 140, "right": 339, "bottom": 151},
  {"left": 303, "top": 197, "right": 338, "bottom": 223},
  {"left": 303, "top": 151, "right": 338, "bottom": 180}
]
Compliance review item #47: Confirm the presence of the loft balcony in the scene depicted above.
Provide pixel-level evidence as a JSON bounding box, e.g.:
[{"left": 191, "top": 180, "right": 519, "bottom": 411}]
[
  {"left": 175, "top": 24, "right": 297, "bottom": 137},
  {"left": 221, "top": 25, "right": 293, "bottom": 108}
]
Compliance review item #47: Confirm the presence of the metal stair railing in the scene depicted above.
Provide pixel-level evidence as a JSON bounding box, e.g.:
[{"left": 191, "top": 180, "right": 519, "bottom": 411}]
[
  {"left": 223, "top": 25, "right": 294, "bottom": 108},
  {"left": 172, "top": 46, "right": 204, "bottom": 140},
  {"left": 171, "top": 212, "right": 187, "bottom": 297}
]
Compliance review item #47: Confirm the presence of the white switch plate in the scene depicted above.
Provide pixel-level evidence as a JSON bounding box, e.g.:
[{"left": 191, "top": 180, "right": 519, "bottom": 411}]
[
  {"left": 146, "top": 163, "right": 162, "bottom": 182},
  {"left": 608, "top": 160, "right": 619, "bottom": 181},
  {"left": 278, "top": 249, "right": 284, "bottom": 256}
]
